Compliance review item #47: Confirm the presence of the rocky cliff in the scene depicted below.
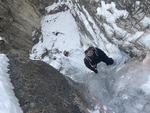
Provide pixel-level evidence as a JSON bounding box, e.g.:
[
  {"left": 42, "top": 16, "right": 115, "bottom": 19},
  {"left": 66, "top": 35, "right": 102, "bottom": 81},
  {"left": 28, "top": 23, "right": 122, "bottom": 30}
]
[
  {"left": 0, "top": 0, "right": 88, "bottom": 113},
  {"left": 0, "top": 0, "right": 40, "bottom": 58},
  {"left": 73, "top": 0, "right": 150, "bottom": 57},
  {"left": 1, "top": 0, "right": 150, "bottom": 113}
]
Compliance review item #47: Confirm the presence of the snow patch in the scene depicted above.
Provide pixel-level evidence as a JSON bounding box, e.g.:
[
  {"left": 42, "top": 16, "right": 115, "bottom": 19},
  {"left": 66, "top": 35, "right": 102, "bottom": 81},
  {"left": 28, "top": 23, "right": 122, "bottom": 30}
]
[
  {"left": 96, "top": 1, "right": 128, "bottom": 23},
  {"left": 140, "top": 16, "right": 150, "bottom": 27},
  {"left": 0, "top": 36, "right": 4, "bottom": 40},
  {"left": 139, "top": 33, "right": 150, "bottom": 48},
  {"left": 140, "top": 76, "right": 150, "bottom": 95},
  {"left": 30, "top": 1, "right": 150, "bottom": 113}
]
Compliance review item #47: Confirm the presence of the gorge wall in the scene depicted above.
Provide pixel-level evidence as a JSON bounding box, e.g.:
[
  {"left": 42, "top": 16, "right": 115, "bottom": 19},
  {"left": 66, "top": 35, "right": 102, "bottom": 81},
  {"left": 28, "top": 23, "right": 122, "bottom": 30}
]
[
  {"left": 1, "top": 0, "right": 150, "bottom": 113},
  {"left": 73, "top": 0, "right": 150, "bottom": 57},
  {"left": 0, "top": 0, "right": 88, "bottom": 112}
]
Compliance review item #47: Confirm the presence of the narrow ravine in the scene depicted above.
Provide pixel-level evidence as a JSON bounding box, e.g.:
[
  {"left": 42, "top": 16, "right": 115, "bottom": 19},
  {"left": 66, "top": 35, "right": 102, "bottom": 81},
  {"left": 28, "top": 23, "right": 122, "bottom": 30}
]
[{"left": 30, "top": 0, "right": 150, "bottom": 113}]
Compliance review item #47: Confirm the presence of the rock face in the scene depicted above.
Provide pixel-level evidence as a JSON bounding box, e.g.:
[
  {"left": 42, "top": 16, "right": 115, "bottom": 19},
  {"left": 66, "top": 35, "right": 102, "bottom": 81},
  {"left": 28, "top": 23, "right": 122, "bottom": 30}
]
[
  {"left": 4, "top": 0, "right": 40, "bottom": 35},
  {"left": 1, "top": 0, "right": 150, "bottom": 112},
  {"left": 9, "top": 58, "right": 86, "bottom": 113},
  {"left": 0, "top": 0, "right": 58, "bottom": 58},
  {"left": 0, "top": 0, "right": 88, "bottom": 113},
  {"left": 28, "top": 0, "right": 58, "bottom": 14},
  {"left": 0, "top": 0, "right": 41, "bottom": 58},
  {"left": 72, "top": 0, "right": 150, "bottom": 57}
]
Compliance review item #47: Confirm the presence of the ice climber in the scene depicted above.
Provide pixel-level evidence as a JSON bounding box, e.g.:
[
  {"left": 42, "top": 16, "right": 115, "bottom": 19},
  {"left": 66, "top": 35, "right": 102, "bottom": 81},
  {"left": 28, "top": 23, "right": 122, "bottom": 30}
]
[{"left": 83, "top": 44, "right": 114, "bottom": 73}]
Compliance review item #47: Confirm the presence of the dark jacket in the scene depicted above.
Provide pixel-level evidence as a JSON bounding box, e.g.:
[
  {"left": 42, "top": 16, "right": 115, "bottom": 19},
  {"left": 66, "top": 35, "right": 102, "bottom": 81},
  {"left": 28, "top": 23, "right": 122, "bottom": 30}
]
[{"left": 84, "top": 47, "right": 114, "bottom": 72}]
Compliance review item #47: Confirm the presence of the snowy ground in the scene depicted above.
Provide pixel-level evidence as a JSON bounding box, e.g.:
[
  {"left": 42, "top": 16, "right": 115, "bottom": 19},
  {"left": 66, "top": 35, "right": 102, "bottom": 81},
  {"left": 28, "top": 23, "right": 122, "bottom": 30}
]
[
  {"left": 30, "top": 1, "right": 150, "bottom": 113},
  {"left": 30, "top": 2, "right": 150, "bottom": 113},
  {"left": 0, "top": 54, "right": 23, "bottom": 113},
  {"left": 1, "top": 0, "right": 150, "bottom": 113}
]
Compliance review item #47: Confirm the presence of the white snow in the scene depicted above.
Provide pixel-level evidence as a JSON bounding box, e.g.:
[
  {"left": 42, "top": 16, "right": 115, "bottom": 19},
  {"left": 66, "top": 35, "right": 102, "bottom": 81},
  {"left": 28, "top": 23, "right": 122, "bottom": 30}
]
[
  {"left": 139, "top": 33, "right": 150, "bottom": 48},
  {"left": 0, "top": 54, "right": 23, "bottom": 113},
  {"left": 140, "top": 76, "right": 150, "bottom": 95},
  {"left": 0, "top": 0, "right": 150, "bottom": 113},
  {"left": 30, "top": 10, "right": 81, "bottom": 60},
  {"left": 127, "top": 31, "right": 144, "bottom": 42},
  {"left": 46, "top": 2, "right": 61, "bottom": 12},
  {"left": 140, "top": 16, "right": 150, "bottom": 27},
  {"left": 140, "top": 51, "right": 150, "bottom": 94},
  {"left": 30, "top": 0, "right": 150, "bottom": 113},
  {"left": 96, "top": 1, "right": 128, "bottom": 23},
  {"left": 0, "top": 36, "right": 4, "bottom": 40}
]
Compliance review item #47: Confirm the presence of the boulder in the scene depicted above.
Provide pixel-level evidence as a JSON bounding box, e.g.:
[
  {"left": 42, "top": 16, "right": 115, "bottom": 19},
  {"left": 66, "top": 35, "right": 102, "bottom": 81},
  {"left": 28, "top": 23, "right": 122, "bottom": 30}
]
[{"left": 8, "top": 57, "right": 86, "bottom": 113}]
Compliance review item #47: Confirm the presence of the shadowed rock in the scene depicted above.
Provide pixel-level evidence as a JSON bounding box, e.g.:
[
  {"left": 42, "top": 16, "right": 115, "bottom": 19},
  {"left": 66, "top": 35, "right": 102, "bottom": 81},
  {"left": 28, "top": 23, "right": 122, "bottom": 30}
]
[
  {"left": 0, "top": 0, "right": 89, "bottom": 112},
  {"left": 8, "top": 57, "right": 87, "bottom": 113}
]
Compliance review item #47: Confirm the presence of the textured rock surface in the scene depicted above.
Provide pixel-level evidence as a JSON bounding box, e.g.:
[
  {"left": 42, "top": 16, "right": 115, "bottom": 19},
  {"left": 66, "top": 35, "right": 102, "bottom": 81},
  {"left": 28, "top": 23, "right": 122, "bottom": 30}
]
[
  {"left": 28, "top": 0, "right": 58, "bottom": 14},
  {"left": 4, "top": 0, "right": 40, "bottom": 34},
  {"left": 1, "top": 0, "right": 150, "bottom": 112},
  {"left": 0, "top": 0, "right": 89, "bottom": 113},
  {"left": 72, "top": 0, "right": 150, "bottom": 57},
  {"left": 0, "top": 0, "right": 41, "bottom": 58},
  {"left": 8, "top": 58, "right": 86, "bottom": 113}
]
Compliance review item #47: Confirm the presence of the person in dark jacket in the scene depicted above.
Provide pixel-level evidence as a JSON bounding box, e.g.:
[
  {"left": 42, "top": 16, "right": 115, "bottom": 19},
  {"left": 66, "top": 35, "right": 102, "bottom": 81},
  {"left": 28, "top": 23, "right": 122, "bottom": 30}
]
[{"left": 83, "top": 45, "right": 114, "bottom": 73}]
